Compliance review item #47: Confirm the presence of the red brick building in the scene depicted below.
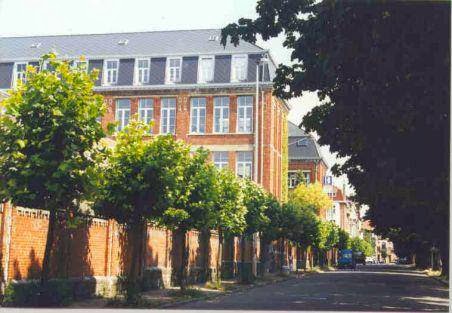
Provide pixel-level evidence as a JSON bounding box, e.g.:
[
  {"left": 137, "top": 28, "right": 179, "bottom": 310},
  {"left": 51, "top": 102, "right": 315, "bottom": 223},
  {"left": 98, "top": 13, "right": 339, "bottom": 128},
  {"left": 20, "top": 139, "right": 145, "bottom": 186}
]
[
  {"left": 0, "top": 29, "right": 288, "bottom": 199},
  {"left": 0, "top": 29, "right": 289, "bottom": 285},
  {"left": 287, "top": 121, "right": 328, "bottom": 189}
]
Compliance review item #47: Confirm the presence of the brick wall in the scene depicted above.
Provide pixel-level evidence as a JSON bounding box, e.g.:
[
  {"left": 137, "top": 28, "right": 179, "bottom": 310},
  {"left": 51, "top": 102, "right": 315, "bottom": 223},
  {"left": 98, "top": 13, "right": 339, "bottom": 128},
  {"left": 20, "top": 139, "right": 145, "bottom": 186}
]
[{"left": 0, "top": 206, "right": 221, "bottom": 288}]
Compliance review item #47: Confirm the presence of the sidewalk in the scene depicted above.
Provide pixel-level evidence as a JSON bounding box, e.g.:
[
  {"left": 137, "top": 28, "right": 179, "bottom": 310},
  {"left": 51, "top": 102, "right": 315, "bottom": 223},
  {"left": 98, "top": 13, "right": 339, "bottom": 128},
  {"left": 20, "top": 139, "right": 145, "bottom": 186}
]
[{"left": 70, "top": 272, "right": 296, "bottom": 308}]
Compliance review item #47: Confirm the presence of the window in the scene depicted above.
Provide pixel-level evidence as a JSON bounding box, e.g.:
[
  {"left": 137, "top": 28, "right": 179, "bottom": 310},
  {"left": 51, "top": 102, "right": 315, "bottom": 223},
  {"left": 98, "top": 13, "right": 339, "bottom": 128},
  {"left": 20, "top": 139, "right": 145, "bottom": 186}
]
[
  {"left": 136, "top": 59, "right": 150, "bottom": 84},
  {"left": 160, "top": 98, "right": 176, "bottom": 134},
  {"left": 213, "top": 97, "right": 229, "bottom": 133},
  {"left": 302, "top": 171, "right": 311, "bottom": 184},
  {"left": 115, "top": 99, "right": 130, "bottom": 131},
  {"left": 297, "top": 138, "right": 308, "bottom": 146},
  {"left": 73, "top": 60, "right": 88, "bottom": 72},
  {"left": 213, "top": 151, "right": 229, "bottom": 169},
  {"left": 231, "top": 54, "right": 248, "bottom": 82},
  {"left": 166, "top": 57, "right": 182, "bottom": 83},
  {"left": 190, "top": 97, "right": 206, "bottom": 133},
  {"left": 237, "top": 96, "right": 253, "bottom": 133},
  {"left": 288, "top": 172, "right": 299, "bottom": 188},
  {"left": 236, "top": 151, "right": 253, "bottom": 179},
  {"left": 327, "top": 208, "right": 336, "bottom": 221},
  {"left": 198, "top": 56, "right": 214, "bottom": 83},
  {"left": 138, "top": 98, "right": 154, "bottom": 133},
  {"left": 104, "top": 60, "right": 119, "bottom": 85},
  {"left": 14, "top": 62, "right": 27, "bottom": 86}
]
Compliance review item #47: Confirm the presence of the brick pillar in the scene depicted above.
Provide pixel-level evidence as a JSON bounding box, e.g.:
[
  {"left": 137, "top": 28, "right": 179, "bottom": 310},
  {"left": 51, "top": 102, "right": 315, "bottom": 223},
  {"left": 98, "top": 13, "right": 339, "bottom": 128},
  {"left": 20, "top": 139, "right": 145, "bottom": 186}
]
[{"left": 1, "top": 204, "right": 13, "bottom": 288}]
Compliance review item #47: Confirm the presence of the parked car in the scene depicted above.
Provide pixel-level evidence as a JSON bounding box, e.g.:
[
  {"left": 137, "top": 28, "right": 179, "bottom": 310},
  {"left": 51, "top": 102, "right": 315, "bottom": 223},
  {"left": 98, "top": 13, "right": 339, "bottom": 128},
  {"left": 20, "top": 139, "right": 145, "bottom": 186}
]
[
  {"left": 338, "top": 249, "right": 355, "bottom": 269},
  {"left": 365, "top": 256, "right": 376, "bottom": 264},
  {"left": 354, "top": 251, "right": 366, "bottom": 265},
  {"left": 396, "top": 257, "right": 409, "bottom": 264}
]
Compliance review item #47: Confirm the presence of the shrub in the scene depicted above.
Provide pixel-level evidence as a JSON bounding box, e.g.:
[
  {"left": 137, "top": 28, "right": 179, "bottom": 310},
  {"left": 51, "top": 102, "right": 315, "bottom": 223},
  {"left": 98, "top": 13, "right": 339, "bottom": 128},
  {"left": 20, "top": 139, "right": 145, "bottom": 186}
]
[{"left": 3, "top": 280, "right": 73, "bottom": 307}]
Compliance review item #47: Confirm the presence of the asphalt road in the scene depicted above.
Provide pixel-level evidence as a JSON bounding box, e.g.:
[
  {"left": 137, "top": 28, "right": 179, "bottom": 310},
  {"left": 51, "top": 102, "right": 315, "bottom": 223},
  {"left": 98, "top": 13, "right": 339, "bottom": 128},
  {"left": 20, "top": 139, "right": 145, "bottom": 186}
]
[{"left": 173, "top": 264, "right": 449, "bottom": 311}]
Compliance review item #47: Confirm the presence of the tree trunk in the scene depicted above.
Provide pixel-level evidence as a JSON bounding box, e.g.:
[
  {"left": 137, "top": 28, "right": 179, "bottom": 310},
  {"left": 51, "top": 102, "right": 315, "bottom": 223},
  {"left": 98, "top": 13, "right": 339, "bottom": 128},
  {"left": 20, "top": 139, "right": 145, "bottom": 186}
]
[
  {"left": 279, "top": 238, "right": 285, "bottom": 273},
  {"left": 240, "top": 235, "right": 246, "bottom": 283},
  {"left": 41, "top": 209, "right": 57, "bottom": 286},
  {"left": 216, "top": 229, "right": 223, "bottom": 283},
  {"left": 300, "top": 247, "right": 307, "bottom": 270},
  {"left": 259, "top": 237, "right": 268, "bottom": 277},
  {"left": 201, "top": 229, "right": 211, "bottom": 282},
  {"left": 179, "top": 229, "right": 189, "bottom": 290}
]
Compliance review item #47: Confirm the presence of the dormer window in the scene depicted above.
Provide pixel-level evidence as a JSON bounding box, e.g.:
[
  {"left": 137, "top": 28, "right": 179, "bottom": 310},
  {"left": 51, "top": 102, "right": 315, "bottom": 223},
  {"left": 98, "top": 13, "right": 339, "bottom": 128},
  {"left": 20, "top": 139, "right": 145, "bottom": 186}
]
[
  {"left": 135, "top": 58, "right": 150, "bottom": 84},
  {"left": 166, "top": 57, "right": 182, "bottom": 83},
  {"left": 13, "top": 62, "right": 28, "bottom": 87},
  {"left": 198, "top": 56, "right": 214, "bottom": 83},
  {"left": 297, "top": 138, "right": 308, "bottom": 146},
  {"left": 231, "top": 54, "right": 248, "bottom": 82},
  {"left": 73, "top": 60, "right": 88, "bottom": 72},
  {"left": 104, "top": 59, "right": 119, "bottom": 85}
]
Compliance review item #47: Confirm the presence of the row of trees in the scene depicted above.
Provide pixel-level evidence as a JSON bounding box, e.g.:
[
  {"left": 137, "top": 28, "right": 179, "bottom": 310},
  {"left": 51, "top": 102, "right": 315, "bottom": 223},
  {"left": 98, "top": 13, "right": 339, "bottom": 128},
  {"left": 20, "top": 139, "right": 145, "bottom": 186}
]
[
  {"left": 0, "top": 54, "right": 374, "bottom": 303},
  {"left": 221, "top": 0, "right": 449, "bottom": 275}
]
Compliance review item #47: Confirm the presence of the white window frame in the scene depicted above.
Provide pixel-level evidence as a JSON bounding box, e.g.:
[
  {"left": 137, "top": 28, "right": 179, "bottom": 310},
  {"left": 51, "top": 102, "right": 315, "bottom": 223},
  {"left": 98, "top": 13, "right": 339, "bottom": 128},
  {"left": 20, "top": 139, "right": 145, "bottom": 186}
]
[
  {"left": 103, "top": 59, "right": 119, "bottom": 86},
  {"left": 160, "top": 98, "right": 177, "bottom": 134},
  {"left": 135, "top": 58, "right": 150, "bottom": 85},
  {"left": 213, "top": 151, "right": 229, "bottom": 170},
  {"left": 72, "top": 59, "right": 88, "bottom": 72},
  {"left": 237, "top": 95, "right": 253, "bottom": 133},
  {"left": 197, "top": 55, "right": 215, "bottom": 83},
  {"left": 190, "top": 97, "right": 206, "bottom": 134},
  {"left": 213, "top": 96, "right": 230, "bottom": 133},
  {"left": 115, "top": 98, "right": 131, "bottom": 132},
  {"left": 288, "top": 172, "right": 299, "bottom": 189},
  {"left": 166, "top": 57, "right": 182, "bottom": 84},
  {"left": 13, "top": 62, "right": 28, "bottom": 87},
  {"left": 302, "top": 170, "right": 311, "bottom": 184},
  {"left": 236, "top": 151, "right": 253, "bottom": 179},
  {"left": 138, "top": 98, "right": 154, "bottom": 133},
  {"left": 231, "top": 54, "right": 248, "bottom": 82}
]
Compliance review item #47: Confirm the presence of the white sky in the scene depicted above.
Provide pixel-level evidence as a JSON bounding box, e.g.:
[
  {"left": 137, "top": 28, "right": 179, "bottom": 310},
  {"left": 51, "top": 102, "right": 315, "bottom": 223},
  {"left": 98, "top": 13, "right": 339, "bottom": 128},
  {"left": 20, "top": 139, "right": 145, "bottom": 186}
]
[{"left": 0, "top": 0, "right": 350, "bottom": 192}]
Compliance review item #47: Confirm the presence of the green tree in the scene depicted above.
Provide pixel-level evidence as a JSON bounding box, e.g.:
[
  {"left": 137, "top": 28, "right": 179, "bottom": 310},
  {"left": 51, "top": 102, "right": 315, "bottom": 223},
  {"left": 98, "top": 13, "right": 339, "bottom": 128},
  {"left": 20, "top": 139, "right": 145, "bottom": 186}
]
[
  {"left": 351, "top": 237, "right": 374, "bottom": 257},
  {"left": 222, "top": 1, "right": 449, "bottom": 276},
  {"left": 213, "top": 169, "right": 247, "bottom": 283},
  {"left": 0, "top": 54, "right": 105, "bottom": 285},
  {"left": 337, "top": 229, "right": 351, "bottom": 250},
  {"left": 239, "top": 179, "right": 269, "bottom": 282},
  {"left": 282, "top": 202, "right": 319, "bottom": 270},
  {"left": 162, "top": 149, "right": 219, "bottom": 290},
  {"left": 93, "top": 121, "right": 193, "bottom": 299},
  {"left": 289, "top": 182, "right": 332, "bottom": 215}
]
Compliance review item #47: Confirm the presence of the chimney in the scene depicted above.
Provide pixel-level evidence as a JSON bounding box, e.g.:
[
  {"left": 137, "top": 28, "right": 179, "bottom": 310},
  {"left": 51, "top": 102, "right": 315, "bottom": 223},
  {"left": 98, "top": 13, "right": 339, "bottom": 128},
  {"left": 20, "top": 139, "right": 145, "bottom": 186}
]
[{"left": 342, "top": 183, "right": 346, "bottom": 201}]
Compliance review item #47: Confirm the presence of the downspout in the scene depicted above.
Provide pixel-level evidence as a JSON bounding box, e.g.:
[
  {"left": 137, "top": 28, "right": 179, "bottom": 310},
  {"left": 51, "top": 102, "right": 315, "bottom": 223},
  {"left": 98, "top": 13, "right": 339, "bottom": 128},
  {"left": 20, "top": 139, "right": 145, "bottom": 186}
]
[
  {"left": 260, "top": 89, "right": 264, "bottom": 185},
  {"left": 254, "top": 63, "right": 259, "bottom": 183}
]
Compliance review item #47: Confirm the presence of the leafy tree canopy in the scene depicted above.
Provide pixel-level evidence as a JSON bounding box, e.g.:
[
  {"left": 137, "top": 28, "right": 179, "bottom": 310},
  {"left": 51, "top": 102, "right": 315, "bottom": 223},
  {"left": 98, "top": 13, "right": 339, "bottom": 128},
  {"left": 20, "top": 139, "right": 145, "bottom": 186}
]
[
  {"left": 222, "top": 0, "right": 450, "bottom": 272},
  {"left": 289, "top": 182, "right": 332, "bottom": 214}
]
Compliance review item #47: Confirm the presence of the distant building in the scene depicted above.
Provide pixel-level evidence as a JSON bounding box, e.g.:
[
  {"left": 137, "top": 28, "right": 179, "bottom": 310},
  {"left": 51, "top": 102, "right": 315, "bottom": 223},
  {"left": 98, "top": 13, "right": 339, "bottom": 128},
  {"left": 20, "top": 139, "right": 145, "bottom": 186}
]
[{"left": 287, "top": 121, "right": 328, "bottom": 188}]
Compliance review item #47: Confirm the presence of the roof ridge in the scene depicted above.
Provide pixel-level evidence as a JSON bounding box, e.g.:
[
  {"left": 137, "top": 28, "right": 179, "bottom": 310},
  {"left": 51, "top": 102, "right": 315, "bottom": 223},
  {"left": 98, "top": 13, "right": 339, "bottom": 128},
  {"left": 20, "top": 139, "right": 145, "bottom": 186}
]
[{"left": 0, "top": 28, "right": 222, "bottom": 40}]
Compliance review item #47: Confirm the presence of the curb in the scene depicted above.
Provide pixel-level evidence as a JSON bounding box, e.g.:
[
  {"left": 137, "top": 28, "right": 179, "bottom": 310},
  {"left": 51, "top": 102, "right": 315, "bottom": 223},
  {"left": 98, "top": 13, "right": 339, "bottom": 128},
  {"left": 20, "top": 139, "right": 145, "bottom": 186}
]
[
  {"left": 429, "top": 275, "right": 449, "bottom": 287},
  {"left": 159, "top": 275, "right": 296, "bottom": 308}
]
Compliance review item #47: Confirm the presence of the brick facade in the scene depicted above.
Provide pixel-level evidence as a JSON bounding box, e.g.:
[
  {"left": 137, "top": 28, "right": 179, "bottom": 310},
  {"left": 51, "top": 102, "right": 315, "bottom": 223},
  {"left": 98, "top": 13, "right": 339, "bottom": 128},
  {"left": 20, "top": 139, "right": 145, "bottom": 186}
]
[{"left": 100, "top": 86, "right": 288, "bottom": 200}]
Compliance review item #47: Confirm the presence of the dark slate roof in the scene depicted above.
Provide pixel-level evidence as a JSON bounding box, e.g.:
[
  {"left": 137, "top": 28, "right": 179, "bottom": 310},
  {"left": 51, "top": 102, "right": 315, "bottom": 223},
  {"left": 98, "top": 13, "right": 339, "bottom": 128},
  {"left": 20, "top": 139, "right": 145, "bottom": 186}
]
[
  {"left": 288, "top": 120, "right": 306, "bottom": 136},
  {"left": 0, "top": 29, "right": 264, "bottom": 61},
  {"left": 288, "top": 121, "right": 324, "bottom": 162}
]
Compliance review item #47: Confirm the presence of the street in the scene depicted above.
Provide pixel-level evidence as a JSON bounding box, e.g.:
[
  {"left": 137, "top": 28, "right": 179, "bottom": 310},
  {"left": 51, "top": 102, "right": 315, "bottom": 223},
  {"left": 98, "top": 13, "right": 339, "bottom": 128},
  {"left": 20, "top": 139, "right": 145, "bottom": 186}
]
[{"left": 173, "top": 265, "right": 449, "bottom": 311}]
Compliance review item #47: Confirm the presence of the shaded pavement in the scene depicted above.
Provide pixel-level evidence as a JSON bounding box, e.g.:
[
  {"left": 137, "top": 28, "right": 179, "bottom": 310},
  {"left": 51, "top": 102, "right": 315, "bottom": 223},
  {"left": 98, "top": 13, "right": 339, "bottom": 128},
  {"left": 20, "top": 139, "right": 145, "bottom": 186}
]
[{"left": 172, "top": 264, "right": 449, "bottom": 311}]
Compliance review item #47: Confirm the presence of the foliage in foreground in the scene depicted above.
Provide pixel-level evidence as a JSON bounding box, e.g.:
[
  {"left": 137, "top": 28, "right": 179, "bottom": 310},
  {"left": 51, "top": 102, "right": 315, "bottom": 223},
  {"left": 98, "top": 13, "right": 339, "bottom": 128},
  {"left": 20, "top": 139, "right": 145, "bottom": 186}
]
[
  {"left": 222, "top": 0, "right": 449, "bottom": 275},
  {"left": 0, "top": 54, "right": 105, "bottom": 284}
]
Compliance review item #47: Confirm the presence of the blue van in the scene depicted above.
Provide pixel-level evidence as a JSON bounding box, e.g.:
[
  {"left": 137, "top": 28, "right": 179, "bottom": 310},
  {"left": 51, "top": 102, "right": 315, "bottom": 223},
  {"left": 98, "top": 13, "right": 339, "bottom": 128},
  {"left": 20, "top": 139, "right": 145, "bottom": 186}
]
[{"left": 338, "top": 249, "right": 355, "bottom": 269}]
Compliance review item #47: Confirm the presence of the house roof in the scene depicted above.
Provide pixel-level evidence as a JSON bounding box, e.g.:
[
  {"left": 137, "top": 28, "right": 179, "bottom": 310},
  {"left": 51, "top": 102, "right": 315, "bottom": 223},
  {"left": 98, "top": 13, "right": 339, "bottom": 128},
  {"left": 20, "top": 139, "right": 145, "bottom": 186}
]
[
  {"left": 288, "top": 121, "right": 325, "bottom": 162},
  {"left": 0, "top": 29, "right": 265, "bottom": 61}
]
